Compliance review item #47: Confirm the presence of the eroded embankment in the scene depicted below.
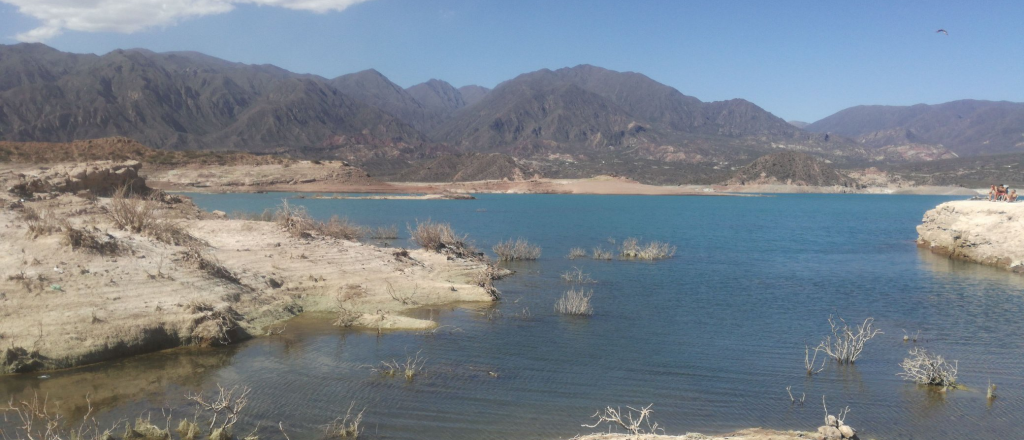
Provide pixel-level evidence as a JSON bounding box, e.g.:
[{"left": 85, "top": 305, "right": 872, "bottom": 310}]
[
  {"left": 0, "top": 161, "right": 500, "bottom": 375},
  {"left": 917, "top": 200, "right": 1024, "bottom": 272}
]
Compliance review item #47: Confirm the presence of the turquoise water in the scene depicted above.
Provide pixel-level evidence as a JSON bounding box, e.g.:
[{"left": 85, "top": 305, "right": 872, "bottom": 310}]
[{"left": 3, "top": 194, "right": 1023, "bottom": 440}]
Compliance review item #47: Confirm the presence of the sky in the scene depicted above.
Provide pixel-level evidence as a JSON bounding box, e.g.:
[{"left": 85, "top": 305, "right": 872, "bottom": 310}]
[{"left": 1, "top": 0, "right": 1022, "bottom": 122}]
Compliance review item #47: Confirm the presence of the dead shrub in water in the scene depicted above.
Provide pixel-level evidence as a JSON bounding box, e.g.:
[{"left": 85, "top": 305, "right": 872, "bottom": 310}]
[
  {"left": 817, "top": 314, "right": 882, "bottom": 364},
  {"left": 2, "top": 393, "right": 122, "bottom": 440},
  {"left": 582, "top": 404, "right": 662, "bottom": 439},
  {"left": 185, "top": 384, "right": 251, "bottom": 431},
  {"left": 619, "top": 237, "right": 675, "bottom": 260},
  {"left": 108, "top": 185, "right": 156, "bottom": 233},
  {"left": 805, "top": 345, "right": 826, "bottom": 375},
  {"left": 322, "top": 402, "right": 366, "bottom": 439},
  {"left": 555, "top": 288, "right": 593, "bottom": 316},
  {"left": 61, "top": 223, "right": 122, "bottom": 255},
  {"left": 369, "top": 224, "right": 398, "bottom": 239},
  {"left": 561, "top": 267, "right": 595, "bottom": 284},
  {"left": 492, "top": 237, "right": 541, "bottom": 261},
  {"left": 567, "top": 247, "right": 587, "bottom": 259},
  {"left": 591, "top": 247, "right": 613, "bottom": 260},
  {"left": 373, "top": 351, "right": 426, "bottom": 381},
  {"left": 408, "top": 219, "right": 478, "bottom": 259},
  {"left": 898, "top": 347, "right": 961, "bottom": 389}
]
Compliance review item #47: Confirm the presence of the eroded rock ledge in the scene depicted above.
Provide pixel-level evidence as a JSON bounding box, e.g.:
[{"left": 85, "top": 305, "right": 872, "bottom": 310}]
[{"left": 917, "top": 200, "right": 1024, "bottom": 272}]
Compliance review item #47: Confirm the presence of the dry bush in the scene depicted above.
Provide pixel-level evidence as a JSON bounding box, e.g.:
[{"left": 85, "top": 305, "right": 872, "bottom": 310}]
[
  {"left": 188, "top": 305, "right": 243, "bottom": 346},
  {"left": 372, "top": 352, "right": 426, "bottom": 381},
  {"left": 582, "top": 404, "right": 662, "bottom": 439},
  {"left": 333, "top": 305, "right": 361, "bottom": 328},
  {"left": 408, "top": 219, "right": 478, "bottom": 258},
  {"left": 320, "top": 215, "right": 365, "bottom": 241},
  {"left": 274, "top": 200, "right": 316, "bottom": 237},
  {"left": 555, "top": 288, "right": 593, "bottom": 316},
  {"left": 21, "top": 207, "right": 61, "bottom": 238},
  {"left": 183, "top": 297, "right": 214, "bottom": 314},
  {"left": 898, "top": 347, "right": 960, "bottom": 389},
  {"left": 270, "top": 201, "right": 363, "bottom": 241},
  {"left": 383, "top": 280, "right": 418, "bottom": 305},
  {"left": 322, "top": 402, "right": 365, "bottom": 438},
  {"left": 819, "top": 396, "right": 855, "bottom": 440},
  {"left": 147, "top": 219, "right": 206, "bottom": 247},
  {"left": 1, "top": 393, "right": 121, "bottom": 440},
  {"left": 108, "top": 185, "right": 156, "bottom": 233},
  {"left": 369, "top": 225, "right": 398, "bottom": 239},
  {"left": 185, "top": 384, "right": 251, "bottom": 431},
  {"left": 805, "top": 345, "right": 826, "bottom": 375},
  {"left": 619, "top": 237, "right": 676, "bottom": 260},
  {"left": 180, "top": 246, "right": 241, "bottom": 285},
  {"left": 591, "top": 247, "right": 613, "bottom": 260},
  {"left": 567, "top": 247, "right": 587, "bottom": 259},
  {"left": 471, "top": 266, "right": 502, "bottom": 301},
  {"left": 817, "top": 314, "right": 882, "bottom": 364},
  {"left": 492, "top": 237, "right": 541, "bottom": 261},
  {"left": 61, "top": 223, "right": 122, "bottom": 255},
  {"left": 561, "top": 267, "right": 595, "bottom": 284}
]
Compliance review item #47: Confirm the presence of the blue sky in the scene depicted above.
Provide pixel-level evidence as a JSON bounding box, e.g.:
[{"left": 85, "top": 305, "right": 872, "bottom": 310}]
[{"left": 1, "top": 0, "right": 1021, "bottom": 122}]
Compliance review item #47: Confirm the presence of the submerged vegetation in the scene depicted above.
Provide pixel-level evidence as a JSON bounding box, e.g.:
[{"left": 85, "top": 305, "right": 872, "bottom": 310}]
[
  {"left": 898, "top": 347, "right": 961, "bottom": 389},
  {"left": 619, "top": 237, "right": 675, "bottom": 260},
  {"left": 554, "top": 287, "right": 593, "bottom": 316},
  {"left": 816, "top": 315, "right": 882, "bottom": 364},
  {"left": 492, "top": 237, "right": 541, "bottom": 261}
]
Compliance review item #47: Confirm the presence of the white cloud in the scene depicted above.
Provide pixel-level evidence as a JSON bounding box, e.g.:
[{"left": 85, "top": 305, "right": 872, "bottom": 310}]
[{"left": 2, "top": 0, "right": 372, "bottom": 42}]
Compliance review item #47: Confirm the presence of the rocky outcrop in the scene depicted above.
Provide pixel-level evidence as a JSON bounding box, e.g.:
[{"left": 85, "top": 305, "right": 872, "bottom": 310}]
[
  {"left": 6, "top": 160, "right": 146, "bottom": 197},
  {"left": 916, "top": 201, "right": 1024, "bottom": 272}
]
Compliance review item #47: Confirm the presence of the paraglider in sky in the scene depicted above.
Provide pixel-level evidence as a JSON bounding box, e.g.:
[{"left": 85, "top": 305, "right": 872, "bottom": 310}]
[{"left": 936, "top": 29, "right": 949, "bottom": 35}]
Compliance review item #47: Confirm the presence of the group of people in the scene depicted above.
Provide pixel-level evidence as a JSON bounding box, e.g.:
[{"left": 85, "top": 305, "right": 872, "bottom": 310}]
[{"left": 988, "top": 184, "right": 1018, "bottom": 202}]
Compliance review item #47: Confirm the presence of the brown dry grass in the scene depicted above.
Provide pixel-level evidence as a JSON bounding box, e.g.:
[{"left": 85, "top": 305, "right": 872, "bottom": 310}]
[
  {"left": 409, "top": 219, "right": 478, "bottom": 258},
  {"left": 492, "top": 237, "right": 541, "bottom": 261}
]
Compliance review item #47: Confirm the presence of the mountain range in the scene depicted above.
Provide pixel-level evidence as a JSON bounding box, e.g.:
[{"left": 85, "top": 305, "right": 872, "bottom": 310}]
[
  {"left": 1, "top": 43, "right": 1021, "bottom": 184},
  {"left": 805, "top": 100, "right": 1024, "bottom": 156}
]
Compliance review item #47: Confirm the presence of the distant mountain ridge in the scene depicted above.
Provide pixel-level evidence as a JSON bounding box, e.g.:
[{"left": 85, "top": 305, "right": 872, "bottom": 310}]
[
  {"left": 805, "top": 100, "right": 1024, "bottom": 156},
  {"left": 431, "top": 64, "right": 856, "bottom": 166},
  {"left": 7, "top": 43, "right": 1013, "bottom": 185}
]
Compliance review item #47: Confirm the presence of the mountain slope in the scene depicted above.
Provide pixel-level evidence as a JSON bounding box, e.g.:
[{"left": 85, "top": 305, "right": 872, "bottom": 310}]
[
  {"left": 806, "top": 100, "right": 1024, "bottom": 155},
  {"left": 0, "top": 44, "right": 427, "bottom": 156},
  {"left": 328, "top": 69, "right": 442, "bottom": 132},
  {"left": 725, "top": 151, "right": 861, "bottom": 187},
  {"left": 433, "top": 64, "right": 857, "bottom": 164},
  {"left": 388, "top": 153, "right": 538, "bottom": 182},
  {"left": 405, "top": 79, "right": 466, "bottom": 131},
  {"left": 458, "top": 85, "right": 490, "bottom": 106}
]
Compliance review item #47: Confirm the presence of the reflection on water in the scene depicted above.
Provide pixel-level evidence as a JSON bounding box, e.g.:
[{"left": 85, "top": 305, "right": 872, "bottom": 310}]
[
  {"left": 0, "top": 346, "right": 235, "bottom": 422},
  {"left": 3, "top": 194, "right": 1024, "bottom": 440}
]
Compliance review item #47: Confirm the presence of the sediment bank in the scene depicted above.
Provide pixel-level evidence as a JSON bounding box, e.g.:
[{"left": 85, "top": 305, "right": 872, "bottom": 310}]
[
  {"left": 917, "top": 200, "right": 1024, "bottom": 272},
  {"left": 0, "top": 161, "right": 500, "bottom": 375}
]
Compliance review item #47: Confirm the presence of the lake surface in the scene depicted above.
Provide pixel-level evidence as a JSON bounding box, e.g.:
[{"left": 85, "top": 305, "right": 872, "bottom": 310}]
[{"left": 3, "top": 193, "right": 1023, "bottom": 440}]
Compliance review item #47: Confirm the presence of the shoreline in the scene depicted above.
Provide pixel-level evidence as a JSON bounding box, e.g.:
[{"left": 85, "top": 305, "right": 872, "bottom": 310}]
[
  {"left": 917, "top": 200, "right": 1024, "bottom": 273},
  {"left": 0, "top": 161, "right": 504, "bottom": 375}
]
